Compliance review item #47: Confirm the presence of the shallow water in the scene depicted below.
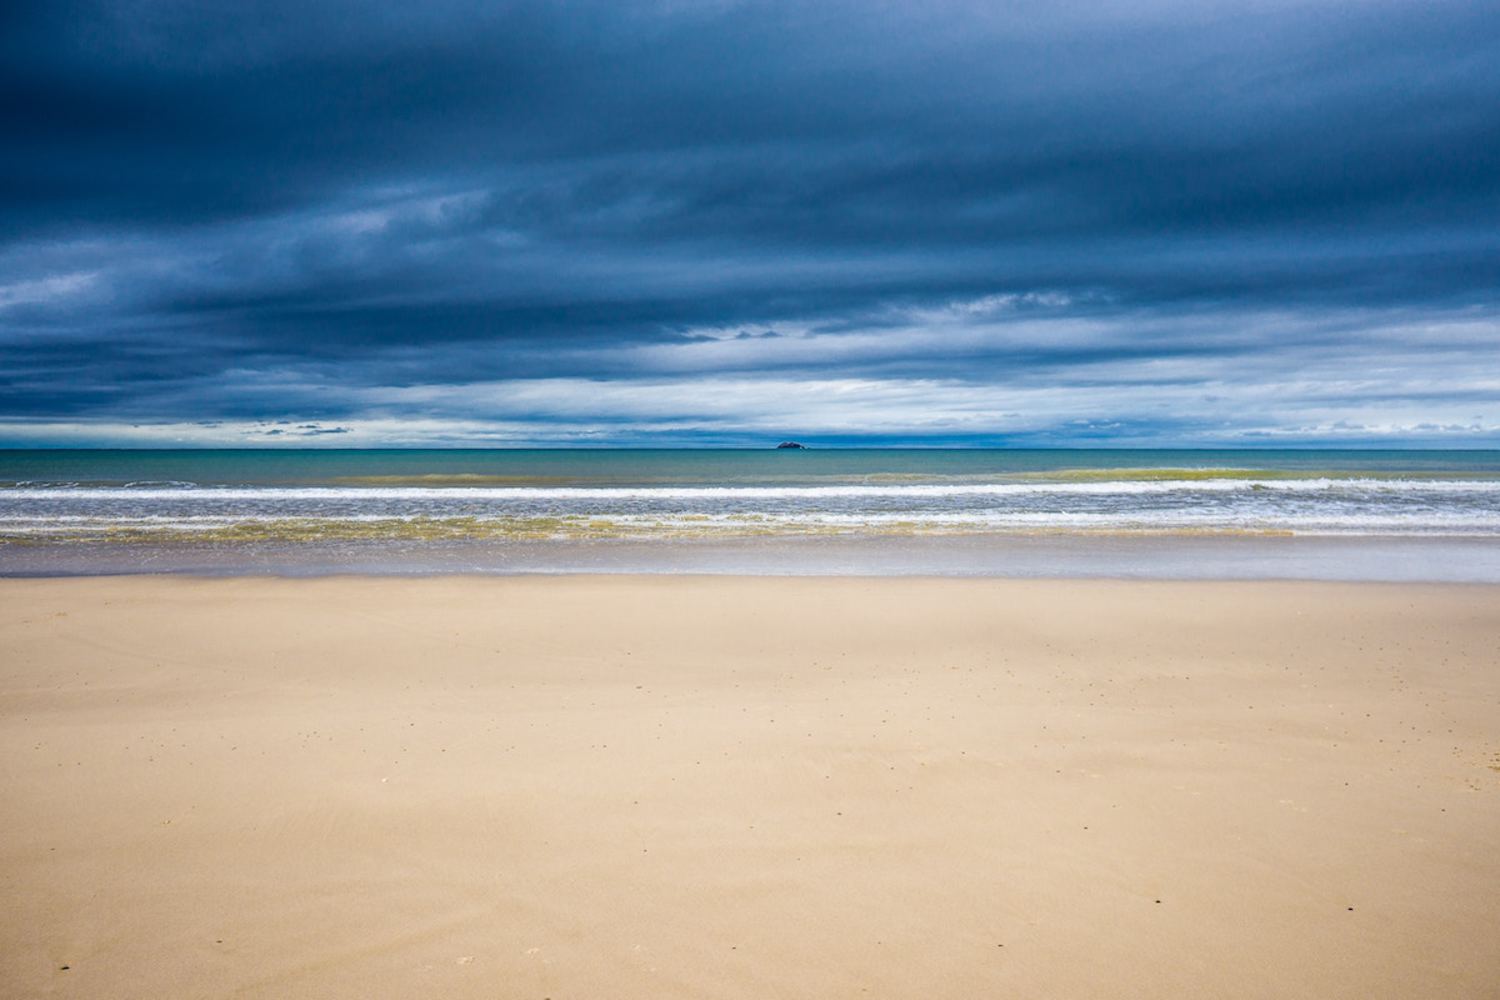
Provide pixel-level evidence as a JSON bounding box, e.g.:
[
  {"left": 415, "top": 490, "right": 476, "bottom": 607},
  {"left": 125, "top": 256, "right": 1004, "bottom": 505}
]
[{"left": 4, "top": 449, "right": 1498, "bottom": 578}]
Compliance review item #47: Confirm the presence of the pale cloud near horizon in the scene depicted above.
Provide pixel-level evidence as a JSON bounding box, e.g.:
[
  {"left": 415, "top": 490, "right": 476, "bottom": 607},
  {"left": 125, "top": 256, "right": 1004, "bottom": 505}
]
[{"left": 6, "top": 363, "right": 1497, "bottom": 448}]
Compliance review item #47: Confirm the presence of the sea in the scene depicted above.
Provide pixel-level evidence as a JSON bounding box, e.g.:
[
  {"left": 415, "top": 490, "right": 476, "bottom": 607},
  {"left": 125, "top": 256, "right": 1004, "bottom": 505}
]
[{"left": 3, "top": 448, "right": 1499, "bottom": 580}]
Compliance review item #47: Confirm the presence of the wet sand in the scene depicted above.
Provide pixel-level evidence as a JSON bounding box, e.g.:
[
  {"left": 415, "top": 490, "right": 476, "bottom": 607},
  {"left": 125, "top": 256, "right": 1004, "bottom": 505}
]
[{"left": 2, "top": 576, "right": 1498, "bottom": 998}]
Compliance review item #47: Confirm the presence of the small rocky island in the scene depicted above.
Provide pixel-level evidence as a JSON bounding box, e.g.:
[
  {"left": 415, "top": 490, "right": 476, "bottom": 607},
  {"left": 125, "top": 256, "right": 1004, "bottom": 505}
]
[{"left": 775, "top": 441, "right": 807, "bottom": 449}]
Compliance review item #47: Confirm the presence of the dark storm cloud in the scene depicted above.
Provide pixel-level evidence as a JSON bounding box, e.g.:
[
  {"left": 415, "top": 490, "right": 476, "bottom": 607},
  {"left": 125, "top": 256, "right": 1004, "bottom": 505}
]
[{"left": 1, "top": 0, "right": 1498, "bottom": 444}]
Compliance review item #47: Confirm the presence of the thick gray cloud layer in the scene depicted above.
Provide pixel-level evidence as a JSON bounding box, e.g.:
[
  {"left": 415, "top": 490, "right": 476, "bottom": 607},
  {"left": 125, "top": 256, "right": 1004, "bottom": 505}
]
[{"left": 2, "top": 0, "right": 1498, "bottom": 445}]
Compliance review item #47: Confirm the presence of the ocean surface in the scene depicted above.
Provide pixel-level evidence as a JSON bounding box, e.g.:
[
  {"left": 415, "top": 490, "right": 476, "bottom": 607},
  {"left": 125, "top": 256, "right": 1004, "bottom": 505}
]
[{"left": 3, "top": 448, "right": 1499, "bottom": 579}]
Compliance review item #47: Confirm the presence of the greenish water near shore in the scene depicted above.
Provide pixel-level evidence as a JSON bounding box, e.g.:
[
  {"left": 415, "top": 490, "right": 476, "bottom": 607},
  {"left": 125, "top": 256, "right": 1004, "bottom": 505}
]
[{"left": 3, "top": 449, "right": 1498, "bottom": 578}]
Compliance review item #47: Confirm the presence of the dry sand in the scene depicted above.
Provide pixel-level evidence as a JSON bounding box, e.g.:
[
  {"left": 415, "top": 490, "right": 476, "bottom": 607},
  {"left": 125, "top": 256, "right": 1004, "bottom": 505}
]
[{"left": 2, "top": 576, "right": 1498, "bottom": 999}]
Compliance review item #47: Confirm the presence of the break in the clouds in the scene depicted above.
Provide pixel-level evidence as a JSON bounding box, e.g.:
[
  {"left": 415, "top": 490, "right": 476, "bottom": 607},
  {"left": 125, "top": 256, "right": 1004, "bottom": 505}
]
[{"left": 2, "top": 0, "right": 1498, "bottom": 446}]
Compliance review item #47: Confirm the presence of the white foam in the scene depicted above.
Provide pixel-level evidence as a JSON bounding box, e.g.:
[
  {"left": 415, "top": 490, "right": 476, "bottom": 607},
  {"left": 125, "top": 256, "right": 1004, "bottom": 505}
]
[
  {"left": 5, "top": 477, "right": 1500, "bottom": 501},
  {"left": 3, "top": 508, "right": 1499, "bottom": 538}
]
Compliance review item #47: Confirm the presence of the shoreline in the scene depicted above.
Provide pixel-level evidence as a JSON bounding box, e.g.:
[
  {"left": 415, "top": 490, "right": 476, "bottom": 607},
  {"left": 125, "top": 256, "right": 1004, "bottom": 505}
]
[
  {"left": 5, "top": 570, "right": 1500, "bottom": 588},
  {"left": 4, "top": 575, "right": 1499, "bottom": 998},
  {"left": 6, "top": 532, "right": 1500, "bottom": 581}
]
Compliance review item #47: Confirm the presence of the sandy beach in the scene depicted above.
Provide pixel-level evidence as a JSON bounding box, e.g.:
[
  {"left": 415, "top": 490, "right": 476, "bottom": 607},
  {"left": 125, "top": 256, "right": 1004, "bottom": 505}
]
[{"left": 2, "top": 575, "right": 1498, "bottom": 999}]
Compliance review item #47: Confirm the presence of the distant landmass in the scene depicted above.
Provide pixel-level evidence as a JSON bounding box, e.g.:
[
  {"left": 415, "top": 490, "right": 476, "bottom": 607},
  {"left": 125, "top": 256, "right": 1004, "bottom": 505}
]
[{"left": 775, "top": 441, "right": 806, "bottom": 449}]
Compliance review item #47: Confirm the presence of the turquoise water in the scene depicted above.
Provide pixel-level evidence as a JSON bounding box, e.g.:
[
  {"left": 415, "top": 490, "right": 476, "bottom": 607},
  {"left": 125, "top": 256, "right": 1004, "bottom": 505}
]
[
  {"left": 3, "top": 449, "right": 1499, "bottom": 578},
  {"left": 3, "top": 448, "right": 1498, "bottom": 487}
]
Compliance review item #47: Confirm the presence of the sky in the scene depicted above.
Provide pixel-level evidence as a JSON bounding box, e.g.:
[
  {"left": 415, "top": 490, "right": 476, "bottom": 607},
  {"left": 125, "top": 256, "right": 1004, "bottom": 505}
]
[{"left": 2, "top": 0, "right": 1498, "bottom": 447}]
